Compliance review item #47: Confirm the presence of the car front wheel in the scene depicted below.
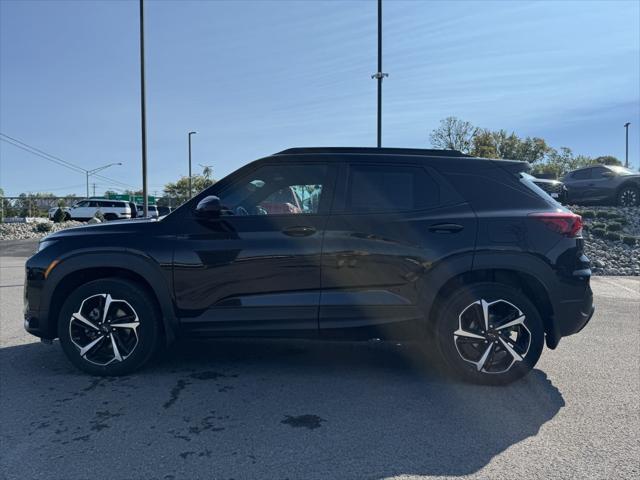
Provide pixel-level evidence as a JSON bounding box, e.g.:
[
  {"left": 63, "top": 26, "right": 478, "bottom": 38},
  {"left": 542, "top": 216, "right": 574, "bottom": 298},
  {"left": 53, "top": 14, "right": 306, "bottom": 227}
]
[
  {"left": 58, "top": 278, "right": 160, "bottom": 376},
  {"left": 434, "top": 283, "right": 544, "bottom": 385}
]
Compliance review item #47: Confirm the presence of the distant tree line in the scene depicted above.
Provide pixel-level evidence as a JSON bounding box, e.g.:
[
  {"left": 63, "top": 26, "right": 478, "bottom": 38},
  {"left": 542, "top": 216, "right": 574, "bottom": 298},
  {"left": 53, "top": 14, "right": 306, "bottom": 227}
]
[{"left": 429, "top": 116, "right": 621, "bottom": 178}]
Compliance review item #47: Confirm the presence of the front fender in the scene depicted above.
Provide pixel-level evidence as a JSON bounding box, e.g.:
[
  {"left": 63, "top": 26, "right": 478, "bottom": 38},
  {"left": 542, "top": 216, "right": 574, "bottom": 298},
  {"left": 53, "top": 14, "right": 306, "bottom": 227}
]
[{"left": 41, "top": 249, "right": 177, "bottom": 343}]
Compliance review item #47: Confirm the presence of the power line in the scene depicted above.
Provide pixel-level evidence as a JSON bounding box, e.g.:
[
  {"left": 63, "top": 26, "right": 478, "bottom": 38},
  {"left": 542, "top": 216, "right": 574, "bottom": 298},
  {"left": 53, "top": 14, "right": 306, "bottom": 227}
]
[{"left": 0, "top": 132, "right": 136, "bottom": 189}]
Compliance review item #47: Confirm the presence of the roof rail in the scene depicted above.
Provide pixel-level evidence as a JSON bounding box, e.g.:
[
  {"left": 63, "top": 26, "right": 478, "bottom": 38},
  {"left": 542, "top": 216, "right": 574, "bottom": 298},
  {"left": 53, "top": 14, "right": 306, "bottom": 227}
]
[{"left": 274, "top": 147, "right": 468, "bottom": 157}]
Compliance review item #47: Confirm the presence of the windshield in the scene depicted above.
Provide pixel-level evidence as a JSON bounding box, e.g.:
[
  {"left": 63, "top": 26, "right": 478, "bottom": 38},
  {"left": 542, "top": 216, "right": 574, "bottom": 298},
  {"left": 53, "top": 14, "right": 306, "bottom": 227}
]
[{"left": 608, "top": 166, "right": 635, "bottom": 176}]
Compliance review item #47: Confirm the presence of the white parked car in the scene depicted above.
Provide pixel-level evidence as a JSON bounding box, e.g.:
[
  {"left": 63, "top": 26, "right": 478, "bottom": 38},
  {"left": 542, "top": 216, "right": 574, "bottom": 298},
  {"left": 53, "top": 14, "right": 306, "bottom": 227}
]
[
  {"left": 68, "top": 199, "right": 132, "bottom": 221},
  {"left": 135, "top": 204, "right": 159, "bottom": 218}
]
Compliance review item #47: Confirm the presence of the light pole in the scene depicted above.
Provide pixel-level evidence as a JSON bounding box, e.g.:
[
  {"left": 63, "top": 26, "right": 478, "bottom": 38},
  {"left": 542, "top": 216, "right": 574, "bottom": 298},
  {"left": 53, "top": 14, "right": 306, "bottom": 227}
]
[
  {"left": 86, "top": 163, "right": 122, "bottom": 198},
  {"left": 371, "top": 0, "right": 388, "bottom": 148},
  {"left": 624, "top": 122, "right": 630, "bottom": 168},
  {"left": 188, "top": 131, "right": 197, "bottom": 198},
  {"left": 139, "top": 0, "right": 149, "bottom": 217}
]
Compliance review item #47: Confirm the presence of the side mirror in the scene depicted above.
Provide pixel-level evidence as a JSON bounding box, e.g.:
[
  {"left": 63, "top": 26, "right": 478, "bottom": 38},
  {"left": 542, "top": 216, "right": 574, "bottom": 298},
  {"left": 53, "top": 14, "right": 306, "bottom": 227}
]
[
  {"left": 195, "top": 195, "right": 222, "bottom": 218},
  {"left": 601, "top": 171, "right": 615, "bottom": 178}
]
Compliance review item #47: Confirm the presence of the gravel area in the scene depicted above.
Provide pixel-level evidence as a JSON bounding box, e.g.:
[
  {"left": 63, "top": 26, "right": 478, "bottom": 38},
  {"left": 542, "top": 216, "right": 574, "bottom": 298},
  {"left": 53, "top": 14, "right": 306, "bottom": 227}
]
[
  {"left": 569, "top": 206, "right": 640, "bottom": 276},
  {"left": 0, "top": 220, "right": 85, "bottom": 241}
]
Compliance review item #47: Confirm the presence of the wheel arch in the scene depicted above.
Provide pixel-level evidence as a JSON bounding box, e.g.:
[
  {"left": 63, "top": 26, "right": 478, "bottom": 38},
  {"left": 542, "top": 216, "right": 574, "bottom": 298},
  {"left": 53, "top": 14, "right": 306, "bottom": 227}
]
[
  {"left": 426, "top": 266, "right": 557, "bottom": 349},
  {"left": 43, "top": 252, "right": 177, "bottom": 344}
]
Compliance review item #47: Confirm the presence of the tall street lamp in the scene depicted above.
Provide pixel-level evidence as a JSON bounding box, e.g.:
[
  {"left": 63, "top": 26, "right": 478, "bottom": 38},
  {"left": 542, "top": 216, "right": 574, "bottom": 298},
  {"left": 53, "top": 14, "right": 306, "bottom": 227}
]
[
  {"left": 371, "top": 0, "right": 388, "bottom": 148},
  {"left": 624, "top": 122, "right": 630, "bottom": 168},
  {"left": 139, "top": 0, "right": 149, "bottom": 217},
  {"left": 188, "top": 131, "right": 197, "bottom": 198},
  {"left": 86, "top": 163, "right": 122, "bottom": 198}
]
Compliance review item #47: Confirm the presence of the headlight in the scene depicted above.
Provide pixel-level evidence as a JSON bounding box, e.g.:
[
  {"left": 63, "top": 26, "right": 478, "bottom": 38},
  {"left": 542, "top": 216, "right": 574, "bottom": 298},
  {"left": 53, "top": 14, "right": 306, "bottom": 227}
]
[{"left": 38, "top": 240, "right": 56, "bottom": 252}]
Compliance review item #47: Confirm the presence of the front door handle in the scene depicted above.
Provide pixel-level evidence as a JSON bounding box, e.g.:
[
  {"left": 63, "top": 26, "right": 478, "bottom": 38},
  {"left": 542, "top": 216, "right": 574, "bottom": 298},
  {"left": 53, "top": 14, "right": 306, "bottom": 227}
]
[
  {"left": 282, "top": 225, "right": 317, "bottom": 237},
  {"left": 428, "top": 223, "right": 464, "bottom": 234}
]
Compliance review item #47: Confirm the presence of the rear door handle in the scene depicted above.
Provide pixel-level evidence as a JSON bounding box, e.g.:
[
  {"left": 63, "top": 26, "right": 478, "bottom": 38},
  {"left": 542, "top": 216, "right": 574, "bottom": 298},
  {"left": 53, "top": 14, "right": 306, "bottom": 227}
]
[
  {"left": 428, "top": 223, "right": 464, "bottom": 234},
  {"left": 282, "top": 225, "right": 317, "bottom": 237}
]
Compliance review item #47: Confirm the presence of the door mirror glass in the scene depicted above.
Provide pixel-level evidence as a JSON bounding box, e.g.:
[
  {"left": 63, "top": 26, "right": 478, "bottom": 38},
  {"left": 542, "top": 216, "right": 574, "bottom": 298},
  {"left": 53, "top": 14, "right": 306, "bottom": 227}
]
[
  {"left": 601, "top": 170, "right": 615, "bottom": 178},
  {"left": 195, "top": 195, "right": 222, "bottom": 218}
]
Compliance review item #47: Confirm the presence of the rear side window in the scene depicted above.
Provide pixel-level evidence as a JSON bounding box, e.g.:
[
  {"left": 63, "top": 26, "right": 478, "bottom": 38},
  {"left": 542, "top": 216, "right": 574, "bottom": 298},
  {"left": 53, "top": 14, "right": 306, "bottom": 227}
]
[
  {"left": 346, "top": 164, "right": 439, "bottom": 213},
  {"left": 571, "top": 169, "right": 591, "bottom": 180}
]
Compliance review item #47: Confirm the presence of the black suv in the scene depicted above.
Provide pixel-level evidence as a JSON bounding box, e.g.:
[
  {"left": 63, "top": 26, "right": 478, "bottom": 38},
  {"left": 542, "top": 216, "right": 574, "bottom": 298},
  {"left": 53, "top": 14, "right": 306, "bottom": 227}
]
[{"left": 24, "top": 148, "right": 594, "bottom": 385}]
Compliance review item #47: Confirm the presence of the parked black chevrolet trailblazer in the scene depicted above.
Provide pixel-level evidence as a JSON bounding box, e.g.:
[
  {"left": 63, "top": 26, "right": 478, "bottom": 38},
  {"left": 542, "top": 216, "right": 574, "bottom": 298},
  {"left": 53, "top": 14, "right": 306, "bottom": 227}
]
[{"left": 24, "top": 148, "right": 594, "bottom": 385}]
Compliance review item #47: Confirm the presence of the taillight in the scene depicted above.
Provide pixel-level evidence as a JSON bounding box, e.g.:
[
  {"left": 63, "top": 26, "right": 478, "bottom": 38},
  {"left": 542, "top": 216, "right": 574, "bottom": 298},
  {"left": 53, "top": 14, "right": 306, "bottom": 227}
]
[{"left": 530, "top": 212, "right": 583, "bottom": 237}]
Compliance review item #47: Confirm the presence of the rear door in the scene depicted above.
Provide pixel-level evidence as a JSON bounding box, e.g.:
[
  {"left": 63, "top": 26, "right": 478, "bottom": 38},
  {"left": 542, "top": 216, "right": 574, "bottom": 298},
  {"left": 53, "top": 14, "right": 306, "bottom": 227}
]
[
  {"left": 319, "top": 161, "right": 476, "bottom": 337},
  {"left": 565, "top": 168, "right": 592, "bottom": 202}
]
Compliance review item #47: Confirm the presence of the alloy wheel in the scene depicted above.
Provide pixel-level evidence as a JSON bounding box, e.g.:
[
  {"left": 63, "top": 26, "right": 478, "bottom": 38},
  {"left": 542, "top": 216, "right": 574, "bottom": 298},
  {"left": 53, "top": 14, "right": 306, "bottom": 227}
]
[
  {"left": 620, "top": 188, "right": 638, "bottom": 207},
  {"left": 453, "top": 299, "right": 531, "bottom": 374},
  {"left": 69, "top": 294, "right": 141, "bottom": 366}
]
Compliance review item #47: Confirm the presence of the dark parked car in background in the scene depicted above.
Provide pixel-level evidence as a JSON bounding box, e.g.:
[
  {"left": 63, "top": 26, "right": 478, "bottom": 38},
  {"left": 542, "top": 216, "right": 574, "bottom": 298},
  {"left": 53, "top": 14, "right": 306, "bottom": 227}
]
[
  {"left": 24, "top": 147, "right": 594, "bottom": 385},
  {"left": 563, "top": 165, "right": 640, "bottom": 206},
  {"left": 523, "top": 173, "right": 567, "bottom": 203}
]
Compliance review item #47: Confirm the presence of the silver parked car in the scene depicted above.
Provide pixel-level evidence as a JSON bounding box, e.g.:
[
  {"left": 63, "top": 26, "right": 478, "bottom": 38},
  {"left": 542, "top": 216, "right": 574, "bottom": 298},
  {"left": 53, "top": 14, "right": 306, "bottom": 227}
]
[{"left": 563, "top": 165, "right": 639, "bottom": 206}]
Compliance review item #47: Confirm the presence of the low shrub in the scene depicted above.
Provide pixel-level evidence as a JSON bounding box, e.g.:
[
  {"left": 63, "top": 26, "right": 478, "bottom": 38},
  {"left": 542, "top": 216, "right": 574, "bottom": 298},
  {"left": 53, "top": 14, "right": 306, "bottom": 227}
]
[
  {"left": 607, "top": 222, "right": 623, "bottom": 232},
  {"left": 596, "top": 211, "right": 610, "bottom": 219},
  {"left": 591, "top": 222, "right": 606, "bottom": 230},
  {"left": 52, "top": 208, "right": 66, "bottom": 223},
  {"left": 581, "top": 210, "right": 596, "bottom": 219},
  {"left": 622, "top": 236, "right": 637, "bottom": 246},
  {"left": 605, "top": 232, "right": 621, "bottom": 241},
  {"left": 591, "top": 228, "right": 606, "bottom": 238},
  {"left": 93, "top": 209, "right": 105, "bottom": 222},
  {"left": 34, "top": 222, "right": 52, "bottom": 233}
]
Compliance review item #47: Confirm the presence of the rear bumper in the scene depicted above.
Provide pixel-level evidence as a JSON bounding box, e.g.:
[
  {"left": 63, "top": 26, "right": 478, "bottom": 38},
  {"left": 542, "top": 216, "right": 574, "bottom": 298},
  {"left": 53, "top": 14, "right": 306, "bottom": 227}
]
[{"left": 546, "top": 282, "right": 594, "bottom": 348}]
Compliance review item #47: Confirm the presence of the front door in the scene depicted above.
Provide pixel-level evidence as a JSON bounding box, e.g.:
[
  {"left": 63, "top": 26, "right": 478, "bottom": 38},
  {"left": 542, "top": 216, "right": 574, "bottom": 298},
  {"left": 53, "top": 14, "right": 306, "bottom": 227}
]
[{"left": 173, "top": 162, "right": 336, "bottom": 336}]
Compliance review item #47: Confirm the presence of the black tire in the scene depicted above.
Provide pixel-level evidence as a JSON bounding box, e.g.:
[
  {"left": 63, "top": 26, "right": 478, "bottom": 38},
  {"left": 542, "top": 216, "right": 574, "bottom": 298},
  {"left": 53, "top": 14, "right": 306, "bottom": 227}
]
[
  {"left": 103, "top": 213, "right": 118, "bottom": 221},
  {"left": 58, "top": 278, "right": 160, "bottom": 376},
  {"left": 617, "top": 185, "right": 639, "bottom": 207},
  {"left": 434, "top": 283, "right": 544, "bottom": 386}
]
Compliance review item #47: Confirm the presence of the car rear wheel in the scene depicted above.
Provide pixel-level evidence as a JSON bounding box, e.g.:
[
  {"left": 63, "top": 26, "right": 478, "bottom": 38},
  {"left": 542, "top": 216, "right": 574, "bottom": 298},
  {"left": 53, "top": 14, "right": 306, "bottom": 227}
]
[
  {"left": 617, "top": 186, "right": 639, "bottom": 207},
  {"left": 434, "top": 283, "right": 544, "bottom": 385},
  {"left": 58, "top": 278, "right": 160, "bottom": 376},
  {"left": 103, "top": 213, "right": 118, "bottom": 221}
]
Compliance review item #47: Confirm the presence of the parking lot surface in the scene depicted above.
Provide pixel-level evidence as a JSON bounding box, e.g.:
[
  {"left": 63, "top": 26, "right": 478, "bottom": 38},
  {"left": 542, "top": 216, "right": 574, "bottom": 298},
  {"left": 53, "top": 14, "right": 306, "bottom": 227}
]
[{"left": 1, "top": 253, "right": 639, "bottom": 480}]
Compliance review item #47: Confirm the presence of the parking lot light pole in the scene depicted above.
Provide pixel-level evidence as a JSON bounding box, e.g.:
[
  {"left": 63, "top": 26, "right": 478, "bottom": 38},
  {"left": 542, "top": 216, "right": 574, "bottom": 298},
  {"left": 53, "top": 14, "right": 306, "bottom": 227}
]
[
  {"left": 188, "top": 131, "right": 197, "bottom": 198},
  {"left": 140, "top": 0, "right": 149, "bottom": 217},
  {"left": 86, "top": 162, "right": 122, "bottom": 198},
  {"left": 624, "top": 122, "right": 630, "bottom": 168},
  {"left": 371, "top": 0, "right": 388, "bottom": 148}
]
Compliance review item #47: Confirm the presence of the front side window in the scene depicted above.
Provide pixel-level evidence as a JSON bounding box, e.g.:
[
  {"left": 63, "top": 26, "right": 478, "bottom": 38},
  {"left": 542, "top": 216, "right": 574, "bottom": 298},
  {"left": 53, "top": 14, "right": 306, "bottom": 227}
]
[
  {"left": 346, "top": 164, "right": 439, "bottom": 213},
  {"left": 218, "top": 164, "right": 328, "bottom": 216}
]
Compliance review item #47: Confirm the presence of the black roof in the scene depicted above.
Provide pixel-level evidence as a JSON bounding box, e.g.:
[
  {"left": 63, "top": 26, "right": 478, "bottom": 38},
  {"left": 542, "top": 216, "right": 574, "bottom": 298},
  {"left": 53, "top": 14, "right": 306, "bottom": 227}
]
[{"left": 274, "top": 147, "right": 468, "bottom": 158}]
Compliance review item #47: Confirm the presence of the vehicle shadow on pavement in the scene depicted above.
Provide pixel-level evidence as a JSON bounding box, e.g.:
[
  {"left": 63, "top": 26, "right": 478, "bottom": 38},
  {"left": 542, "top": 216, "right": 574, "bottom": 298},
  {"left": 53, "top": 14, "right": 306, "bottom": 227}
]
[{"left": 1, "top": 339, "right": 564, "bottom": 480}]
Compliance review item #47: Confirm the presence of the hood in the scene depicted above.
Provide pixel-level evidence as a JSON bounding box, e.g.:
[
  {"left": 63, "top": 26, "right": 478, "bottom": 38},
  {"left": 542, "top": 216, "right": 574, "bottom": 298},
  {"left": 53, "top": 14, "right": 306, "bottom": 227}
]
[{"left": 45, "top": 217, "right": 159, "bottom": 240}]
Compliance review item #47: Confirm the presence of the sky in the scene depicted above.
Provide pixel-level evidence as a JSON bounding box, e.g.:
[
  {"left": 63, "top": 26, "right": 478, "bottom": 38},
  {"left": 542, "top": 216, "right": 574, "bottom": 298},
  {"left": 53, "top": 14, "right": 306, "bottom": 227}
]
[{"left": 1, "top": 0, "right": 639, "bottom": 197}]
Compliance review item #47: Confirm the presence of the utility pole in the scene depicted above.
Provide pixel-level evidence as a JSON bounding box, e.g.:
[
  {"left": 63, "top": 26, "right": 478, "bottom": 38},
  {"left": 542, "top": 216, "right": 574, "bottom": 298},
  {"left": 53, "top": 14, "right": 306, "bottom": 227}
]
[
  {"left": 371, "top": 0, "right": 388, "bottom": 148},
  {"left": 624, "top": 122, "right": 630, "bottom": 168},
  {"left": 93, "top": 183, "right": 96, "bottom": 197},
  {"left": 139, "top": 0, "right": 149, "bottom": 217},
  {"left": 85, "top": 163, "right": 121, "bottom": 198},
  {"left": 188, "top": 131, "right": 197, "bottom": 198}
]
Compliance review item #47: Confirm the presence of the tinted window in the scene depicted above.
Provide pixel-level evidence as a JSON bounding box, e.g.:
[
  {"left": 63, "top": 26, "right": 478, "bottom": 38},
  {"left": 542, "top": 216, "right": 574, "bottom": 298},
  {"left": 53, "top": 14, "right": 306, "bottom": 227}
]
[
  {"left": 88, "top": 201, "right": 99, "bottom": 207},
  {"left": 218, "top": 164, "right": 329, "bottom": 216},
  {"left": 346, "top": 164, "right": 439, "bottom": 213},
  {"left": 572, "top": 169, "right": 591, "bottom": 180},
  {"left": 591, "top": 166, "right": 608, "bottom": 178}
]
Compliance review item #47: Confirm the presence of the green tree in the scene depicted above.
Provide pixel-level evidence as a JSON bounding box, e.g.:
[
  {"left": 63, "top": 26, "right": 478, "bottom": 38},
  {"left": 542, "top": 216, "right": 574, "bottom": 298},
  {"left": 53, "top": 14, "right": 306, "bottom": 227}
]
[
  {"left": 594, "top": 155, "right": 621, "bottom": 166},
  {"left": 429, "top": 117, "right": 477, "bottom": 153},
  {"left": 163, "top": 170, "right": 216, "bottom": 206}
]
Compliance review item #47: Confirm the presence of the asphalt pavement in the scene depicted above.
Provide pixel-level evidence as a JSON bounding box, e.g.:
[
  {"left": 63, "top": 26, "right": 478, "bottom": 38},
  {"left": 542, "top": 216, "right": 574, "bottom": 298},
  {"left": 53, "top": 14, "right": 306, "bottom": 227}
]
[{"left": 0, "top": 253, "right": 638, "bottom": 480}]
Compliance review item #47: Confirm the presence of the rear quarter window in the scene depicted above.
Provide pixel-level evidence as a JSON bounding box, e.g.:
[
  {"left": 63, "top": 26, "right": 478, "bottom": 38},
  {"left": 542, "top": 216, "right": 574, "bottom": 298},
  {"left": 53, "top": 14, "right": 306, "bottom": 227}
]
[{"left": 346, "top": 164, "right": 440, "bottom": 213}]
